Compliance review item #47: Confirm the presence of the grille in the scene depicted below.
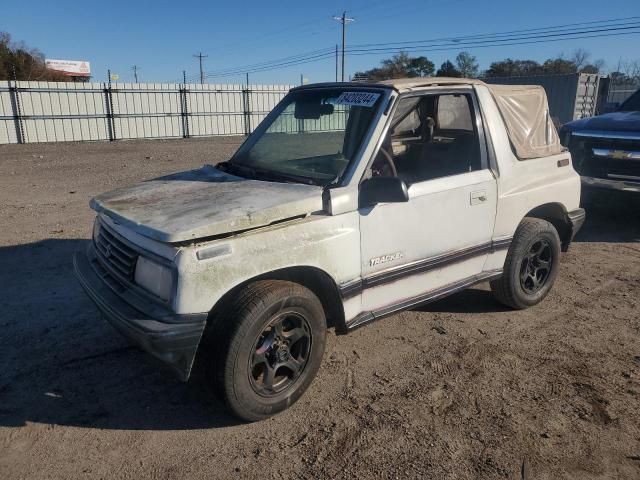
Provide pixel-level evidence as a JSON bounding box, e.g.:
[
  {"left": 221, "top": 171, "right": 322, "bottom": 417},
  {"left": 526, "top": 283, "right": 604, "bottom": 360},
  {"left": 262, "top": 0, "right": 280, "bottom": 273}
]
[
  {"left": 94, "top": 222, "right": 138, "bottom": 282},
  {"left": 570, "top": 135, "right": 640, "bottom": 182}
]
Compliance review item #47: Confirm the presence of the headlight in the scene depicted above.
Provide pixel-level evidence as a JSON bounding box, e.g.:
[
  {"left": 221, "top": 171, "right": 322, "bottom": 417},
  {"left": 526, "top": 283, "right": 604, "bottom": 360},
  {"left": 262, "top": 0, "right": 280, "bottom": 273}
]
[{"left": 134, "top": 256, "right": 173, "bottom": 301}]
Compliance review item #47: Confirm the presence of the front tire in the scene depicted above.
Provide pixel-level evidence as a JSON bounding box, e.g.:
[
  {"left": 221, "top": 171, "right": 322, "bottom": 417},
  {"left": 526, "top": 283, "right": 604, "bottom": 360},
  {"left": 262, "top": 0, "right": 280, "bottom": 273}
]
[
  {"left": 491, "top": 218, "right": 561, "bottom": 309},
  {"left": 205, "top": 280, "right": 326, "bottom": 422}
]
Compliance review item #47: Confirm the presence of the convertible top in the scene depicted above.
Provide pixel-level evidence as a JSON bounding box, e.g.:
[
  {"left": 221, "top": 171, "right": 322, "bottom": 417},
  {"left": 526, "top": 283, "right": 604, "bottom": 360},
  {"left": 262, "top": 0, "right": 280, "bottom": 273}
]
[
  {"left": 378, "top": 78, "right": 563, "bottom": 160},
  {"left": 486, "top": 84, "right": 563, "bottom": 160}
]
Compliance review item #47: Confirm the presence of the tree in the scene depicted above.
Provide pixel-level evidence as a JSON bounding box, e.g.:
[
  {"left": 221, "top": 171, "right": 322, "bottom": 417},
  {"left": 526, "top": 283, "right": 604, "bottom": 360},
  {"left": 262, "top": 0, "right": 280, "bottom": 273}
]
[
  {"left": 436, "top": 60, "right": 461, "bottom": 77},
  {"left": 580, "top": 60, "right": 605, "bottom": 74},
  {"left": 541, "top": 58, "right": 577, "bottom": 75},
  {"left": 485, "top": 58, "right": 544, "bottom": 77},
  {"left": 0, "top": 32, "right": 68, "bottom": 81},
  {"left": 485, "top": 56, "right": 586, "bottom": 77},
  {"left": 571, "top": 48, "right": 590, "bottom": 71},
  {"left": 353, "top": 51, "right": 434, "bottom": 81},
  {"left": 407, "top": 56, "right": 435, "bottom": 77},
  {"left": 455, "top": 51, "right": 479, "bottom": 78}
]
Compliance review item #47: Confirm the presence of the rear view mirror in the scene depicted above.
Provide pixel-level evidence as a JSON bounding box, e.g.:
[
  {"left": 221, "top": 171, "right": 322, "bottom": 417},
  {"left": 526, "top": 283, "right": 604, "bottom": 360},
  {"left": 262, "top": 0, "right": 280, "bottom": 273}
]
[
  {"left": 294, "top": 101, "right": 334, "bottom": 120},
  {"left": 359, "top": 176, "right": 409, "bottom": 208}
]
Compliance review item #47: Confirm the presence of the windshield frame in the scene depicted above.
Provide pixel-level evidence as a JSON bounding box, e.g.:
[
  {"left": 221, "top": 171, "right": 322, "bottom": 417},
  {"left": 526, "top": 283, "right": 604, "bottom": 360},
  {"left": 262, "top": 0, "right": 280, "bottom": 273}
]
[{"left": 228, "top": 85, "right": 393, "bottom": 187}]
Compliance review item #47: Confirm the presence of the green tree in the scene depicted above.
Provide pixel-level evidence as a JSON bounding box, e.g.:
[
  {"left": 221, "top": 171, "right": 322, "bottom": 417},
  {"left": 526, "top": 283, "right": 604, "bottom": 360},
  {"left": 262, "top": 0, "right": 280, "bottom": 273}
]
[
  {"left": 485, "top": 58, "right": 543, "bottom": 77},
  {"left": 455, "top": 51, "right": 479, "bottom": 78},
  {"left": 541, "top": 58, "right": 576, "bottom": 75},
  {"left": 353, "top": 51, "right": 434, "bottom": 81},
  {"left": 436, "top": 60, "right": 462, "bottom": 77}
]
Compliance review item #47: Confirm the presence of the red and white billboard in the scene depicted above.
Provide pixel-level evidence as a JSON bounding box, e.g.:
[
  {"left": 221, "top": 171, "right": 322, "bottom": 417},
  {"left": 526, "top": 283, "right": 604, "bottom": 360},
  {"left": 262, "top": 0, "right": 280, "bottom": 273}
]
[{"left": 45, "top": 59, "right": 91, "bottom": 77}]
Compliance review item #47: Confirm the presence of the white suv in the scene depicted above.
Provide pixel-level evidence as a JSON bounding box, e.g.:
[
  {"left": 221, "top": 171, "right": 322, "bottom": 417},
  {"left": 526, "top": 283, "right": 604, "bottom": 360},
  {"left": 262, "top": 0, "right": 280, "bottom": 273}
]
[{"left": 75, "top": 78, "right": 585, "bottom": 421}]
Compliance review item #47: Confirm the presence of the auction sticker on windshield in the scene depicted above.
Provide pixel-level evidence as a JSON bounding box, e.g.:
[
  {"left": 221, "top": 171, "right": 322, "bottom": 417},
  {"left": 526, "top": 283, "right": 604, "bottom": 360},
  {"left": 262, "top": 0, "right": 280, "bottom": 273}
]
[{"left": 335, "top": 92, "right": 380, "bottom": 107}]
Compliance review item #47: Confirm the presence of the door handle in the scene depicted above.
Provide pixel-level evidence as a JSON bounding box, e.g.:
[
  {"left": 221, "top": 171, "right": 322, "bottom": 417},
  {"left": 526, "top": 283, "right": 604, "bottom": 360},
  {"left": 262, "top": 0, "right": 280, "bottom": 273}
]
[{"left": 470, "top": 190, "right": 487, "bottom": 205}]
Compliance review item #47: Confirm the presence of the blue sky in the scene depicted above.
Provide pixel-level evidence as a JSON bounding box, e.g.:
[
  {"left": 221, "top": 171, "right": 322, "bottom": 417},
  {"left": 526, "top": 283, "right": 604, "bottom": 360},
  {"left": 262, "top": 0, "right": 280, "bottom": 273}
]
[{"left": 3, "top": 0, "right": 639, "bottom": 84}]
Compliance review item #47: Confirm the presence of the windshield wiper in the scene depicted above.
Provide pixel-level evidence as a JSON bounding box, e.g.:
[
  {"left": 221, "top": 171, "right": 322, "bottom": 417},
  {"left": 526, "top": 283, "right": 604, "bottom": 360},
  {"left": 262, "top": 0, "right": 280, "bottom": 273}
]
[{"left": 219, "top": 161, "right": 324, "bottom": 186}]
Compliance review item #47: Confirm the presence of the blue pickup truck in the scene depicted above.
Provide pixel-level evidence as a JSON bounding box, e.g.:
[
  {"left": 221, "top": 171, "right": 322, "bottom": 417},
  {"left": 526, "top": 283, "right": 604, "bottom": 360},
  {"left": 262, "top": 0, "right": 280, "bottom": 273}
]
[{"left": 560, "top": 88, "right": 640, "bottom": 194}]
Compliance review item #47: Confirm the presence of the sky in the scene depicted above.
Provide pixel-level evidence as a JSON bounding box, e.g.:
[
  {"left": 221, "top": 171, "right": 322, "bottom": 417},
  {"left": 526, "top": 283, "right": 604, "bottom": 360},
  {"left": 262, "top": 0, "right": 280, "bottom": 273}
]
[{"left": 3, "top": 0, "right": 639, "bottom": 85}]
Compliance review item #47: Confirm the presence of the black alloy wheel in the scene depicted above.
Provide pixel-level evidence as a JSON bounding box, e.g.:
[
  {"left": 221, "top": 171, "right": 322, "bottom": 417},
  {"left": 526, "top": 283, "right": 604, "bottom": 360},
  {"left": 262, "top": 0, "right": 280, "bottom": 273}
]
[
  {"left": 249, "top": 312, "right": 312, "bottom": 396},
  {"left": 519, "top": 239, "right": 554, "bottom": 294}
]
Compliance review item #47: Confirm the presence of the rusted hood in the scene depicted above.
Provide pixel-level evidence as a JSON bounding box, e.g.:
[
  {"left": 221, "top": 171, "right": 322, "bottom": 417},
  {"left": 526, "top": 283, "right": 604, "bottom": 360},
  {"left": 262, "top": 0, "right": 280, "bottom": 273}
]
[{"left": 90, "top": 165, "right": 324, "bottom": 243}]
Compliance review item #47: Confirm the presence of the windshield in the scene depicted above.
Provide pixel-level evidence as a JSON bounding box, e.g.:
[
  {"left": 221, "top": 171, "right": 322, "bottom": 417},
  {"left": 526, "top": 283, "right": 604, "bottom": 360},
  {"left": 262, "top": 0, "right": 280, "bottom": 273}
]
[
  {"left": 228, "top": 88, "right": 384, "bottom": 185},
  {"left": 619, "top": 89, "right": 640, "bottom": 112}
]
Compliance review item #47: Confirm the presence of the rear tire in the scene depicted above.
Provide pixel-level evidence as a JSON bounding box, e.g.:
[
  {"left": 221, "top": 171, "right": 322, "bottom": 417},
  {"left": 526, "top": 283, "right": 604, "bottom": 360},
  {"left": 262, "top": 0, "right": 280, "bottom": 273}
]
[
  {"left": 204, "top": 280, "right": 326, "bottom": 422},
  {"left": 491, "top": 218, "right": 561, "bottom": 309}
]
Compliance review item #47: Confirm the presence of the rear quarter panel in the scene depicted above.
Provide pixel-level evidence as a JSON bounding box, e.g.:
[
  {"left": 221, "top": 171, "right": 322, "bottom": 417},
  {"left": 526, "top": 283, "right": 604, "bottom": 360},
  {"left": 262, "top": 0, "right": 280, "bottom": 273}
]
[{"left": 475, "top": 85, "right": 581, "bottom": 242}]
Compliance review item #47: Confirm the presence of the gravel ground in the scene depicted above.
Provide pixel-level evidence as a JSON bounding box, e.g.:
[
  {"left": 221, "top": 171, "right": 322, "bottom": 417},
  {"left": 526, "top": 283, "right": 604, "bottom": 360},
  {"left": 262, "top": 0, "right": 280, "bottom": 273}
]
[{"left": 1, "top": 138, "right": 639, "bottom": 480}]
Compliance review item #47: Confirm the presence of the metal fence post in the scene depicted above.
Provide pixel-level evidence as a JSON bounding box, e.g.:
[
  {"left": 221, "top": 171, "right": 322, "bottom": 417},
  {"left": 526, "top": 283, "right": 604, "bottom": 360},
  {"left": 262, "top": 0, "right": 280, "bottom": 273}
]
[
  {"left": 104, "top": 70, "right": 117, "bottom": 140},
  {"left": 180, "top": 71, "right": 190, "bottom": 138},
  {"left": 10, "top": 66, "right": 25, "bottom": 144},
  {"left": 242, "top": 84, "right": 251, "bottom": 135}
]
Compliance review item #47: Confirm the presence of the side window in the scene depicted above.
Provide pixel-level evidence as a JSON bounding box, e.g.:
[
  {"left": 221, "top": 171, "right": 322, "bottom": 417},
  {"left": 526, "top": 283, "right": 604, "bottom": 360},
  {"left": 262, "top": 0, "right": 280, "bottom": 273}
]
[
  {"left": 437, "top": 95, "right": 473, "bottom": 131},
  {"left": 370, "top": 92, "right": 483, "bottom": 184}
]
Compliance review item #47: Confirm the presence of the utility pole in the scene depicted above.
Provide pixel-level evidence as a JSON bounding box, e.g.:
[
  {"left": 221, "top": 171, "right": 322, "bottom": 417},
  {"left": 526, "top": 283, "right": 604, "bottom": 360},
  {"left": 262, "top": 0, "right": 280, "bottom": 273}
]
[
  {"left": 132, "top": 65, "right": 139, "bottom": 83},
  {"left": 335, "top": 44, "right": 338, "bottom": 82},
  {"left": 193, "top": 52, "right": 208, "bottom": 84},
  {"left": 333, "top": 11, "right": 354, "bottom": 82}
]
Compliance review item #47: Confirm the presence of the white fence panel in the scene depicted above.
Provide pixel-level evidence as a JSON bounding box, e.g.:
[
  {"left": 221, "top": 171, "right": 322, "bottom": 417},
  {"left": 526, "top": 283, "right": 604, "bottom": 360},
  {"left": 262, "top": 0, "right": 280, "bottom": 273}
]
[{"left": 0, "top": 81, "right": 294, "bottom": 145}]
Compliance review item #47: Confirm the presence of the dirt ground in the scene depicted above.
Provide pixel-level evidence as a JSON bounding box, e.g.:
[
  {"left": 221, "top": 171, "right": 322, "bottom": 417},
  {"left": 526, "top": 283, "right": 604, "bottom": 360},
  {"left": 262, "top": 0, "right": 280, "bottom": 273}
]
[{"left": 1, "top": 137, "right": 639, "bottom": 480}]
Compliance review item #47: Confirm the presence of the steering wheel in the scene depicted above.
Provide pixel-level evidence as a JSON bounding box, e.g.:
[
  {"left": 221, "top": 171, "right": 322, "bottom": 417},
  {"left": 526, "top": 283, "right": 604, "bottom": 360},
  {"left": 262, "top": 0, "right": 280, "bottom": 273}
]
[{"left": 373, "top": 146, "right": 398, "bottom": 177}]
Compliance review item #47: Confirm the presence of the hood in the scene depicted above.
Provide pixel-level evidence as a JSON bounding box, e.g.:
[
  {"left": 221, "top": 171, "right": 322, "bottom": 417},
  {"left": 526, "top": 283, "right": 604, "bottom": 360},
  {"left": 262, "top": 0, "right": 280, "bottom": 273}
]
[
  {"left": 564, "top": 111, "right": 640, "bottom": 133},
  {"left": 90, "top": 165, "right": 324, "bottom": 243}
]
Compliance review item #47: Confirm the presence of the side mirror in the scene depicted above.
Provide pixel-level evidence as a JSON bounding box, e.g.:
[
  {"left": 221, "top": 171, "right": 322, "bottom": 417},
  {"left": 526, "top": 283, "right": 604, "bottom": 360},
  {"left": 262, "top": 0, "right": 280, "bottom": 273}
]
[{"left": 359, "top": 176, "right": 409, "bottom": 208}]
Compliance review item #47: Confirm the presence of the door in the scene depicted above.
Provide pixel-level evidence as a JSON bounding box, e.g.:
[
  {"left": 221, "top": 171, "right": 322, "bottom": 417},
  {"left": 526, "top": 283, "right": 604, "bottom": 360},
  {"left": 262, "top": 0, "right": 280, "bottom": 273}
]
[{"left": 358, "top": 90, "right": 497, "bottom": 313}]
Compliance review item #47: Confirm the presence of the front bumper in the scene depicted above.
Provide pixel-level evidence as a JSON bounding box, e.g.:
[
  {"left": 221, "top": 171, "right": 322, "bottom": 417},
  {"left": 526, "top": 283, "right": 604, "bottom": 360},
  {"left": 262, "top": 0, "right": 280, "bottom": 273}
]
[
  {"left": 73, "top": 244, "right": 207, "bottom": 381},
  {"left": 582, "top": 176, "right": 640, "bottom": 193}
]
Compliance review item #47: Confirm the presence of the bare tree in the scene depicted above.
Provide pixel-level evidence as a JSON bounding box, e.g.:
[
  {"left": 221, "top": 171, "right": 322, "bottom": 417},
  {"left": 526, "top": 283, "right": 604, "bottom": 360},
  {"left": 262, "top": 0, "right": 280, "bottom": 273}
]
[{"left": 571, "top": 48, "right": 590, "bottom": 70}]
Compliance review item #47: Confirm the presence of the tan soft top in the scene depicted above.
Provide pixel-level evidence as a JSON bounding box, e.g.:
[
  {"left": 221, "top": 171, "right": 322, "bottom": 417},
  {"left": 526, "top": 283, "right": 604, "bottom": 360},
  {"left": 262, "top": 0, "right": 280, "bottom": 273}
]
[
  {"left": 486, "top": 84, "right": 563, "bottom": 159},
  {"left": 377, "top": 77, "right": 487, "bottom": 90},
  {"left": 375, "top": 77, "right": 563, "bottom": 159}
]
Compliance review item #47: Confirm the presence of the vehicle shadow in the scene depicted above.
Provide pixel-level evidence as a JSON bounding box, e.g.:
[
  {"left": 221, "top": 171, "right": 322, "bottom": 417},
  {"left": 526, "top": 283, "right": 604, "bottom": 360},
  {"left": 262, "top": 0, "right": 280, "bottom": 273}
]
[
  {"left": 576, "top": 190, "right": 640, "bottom": 243},
  {"left": 412, "top": 287, "right": 511, "bottom": 314},
  {"left": 0, "top": 238, "right": 241, "bottom": 431}
]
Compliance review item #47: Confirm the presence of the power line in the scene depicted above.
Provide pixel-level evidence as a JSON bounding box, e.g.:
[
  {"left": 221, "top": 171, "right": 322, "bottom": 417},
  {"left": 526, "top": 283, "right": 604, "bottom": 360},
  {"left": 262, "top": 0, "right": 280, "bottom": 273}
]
[
  {"left": 202, "top": 52, "right": 336, "bottom": 80},
  {"left": 170, "top": 16, "right": 640, "bottom": 83},
  {"left": 345, "top": 22, "right": 640, "bottom": 56},
  {"left": 198, "top": 49, "right": 335, "bottom": 80},
  {"left": 181, "top": 47, "right": 334, "bottom": 82},
  {"left": 348, "top": 15, "right": 640, "bottom": 49},
  {"left": 346, "top": 18, "right": 640, "bottom": 53},
  {"left": 193, "top": 52, "right": 208, "bottom": 84},
  {"left": 333, "top": 11, "right": 355, "bottom": 81}
]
